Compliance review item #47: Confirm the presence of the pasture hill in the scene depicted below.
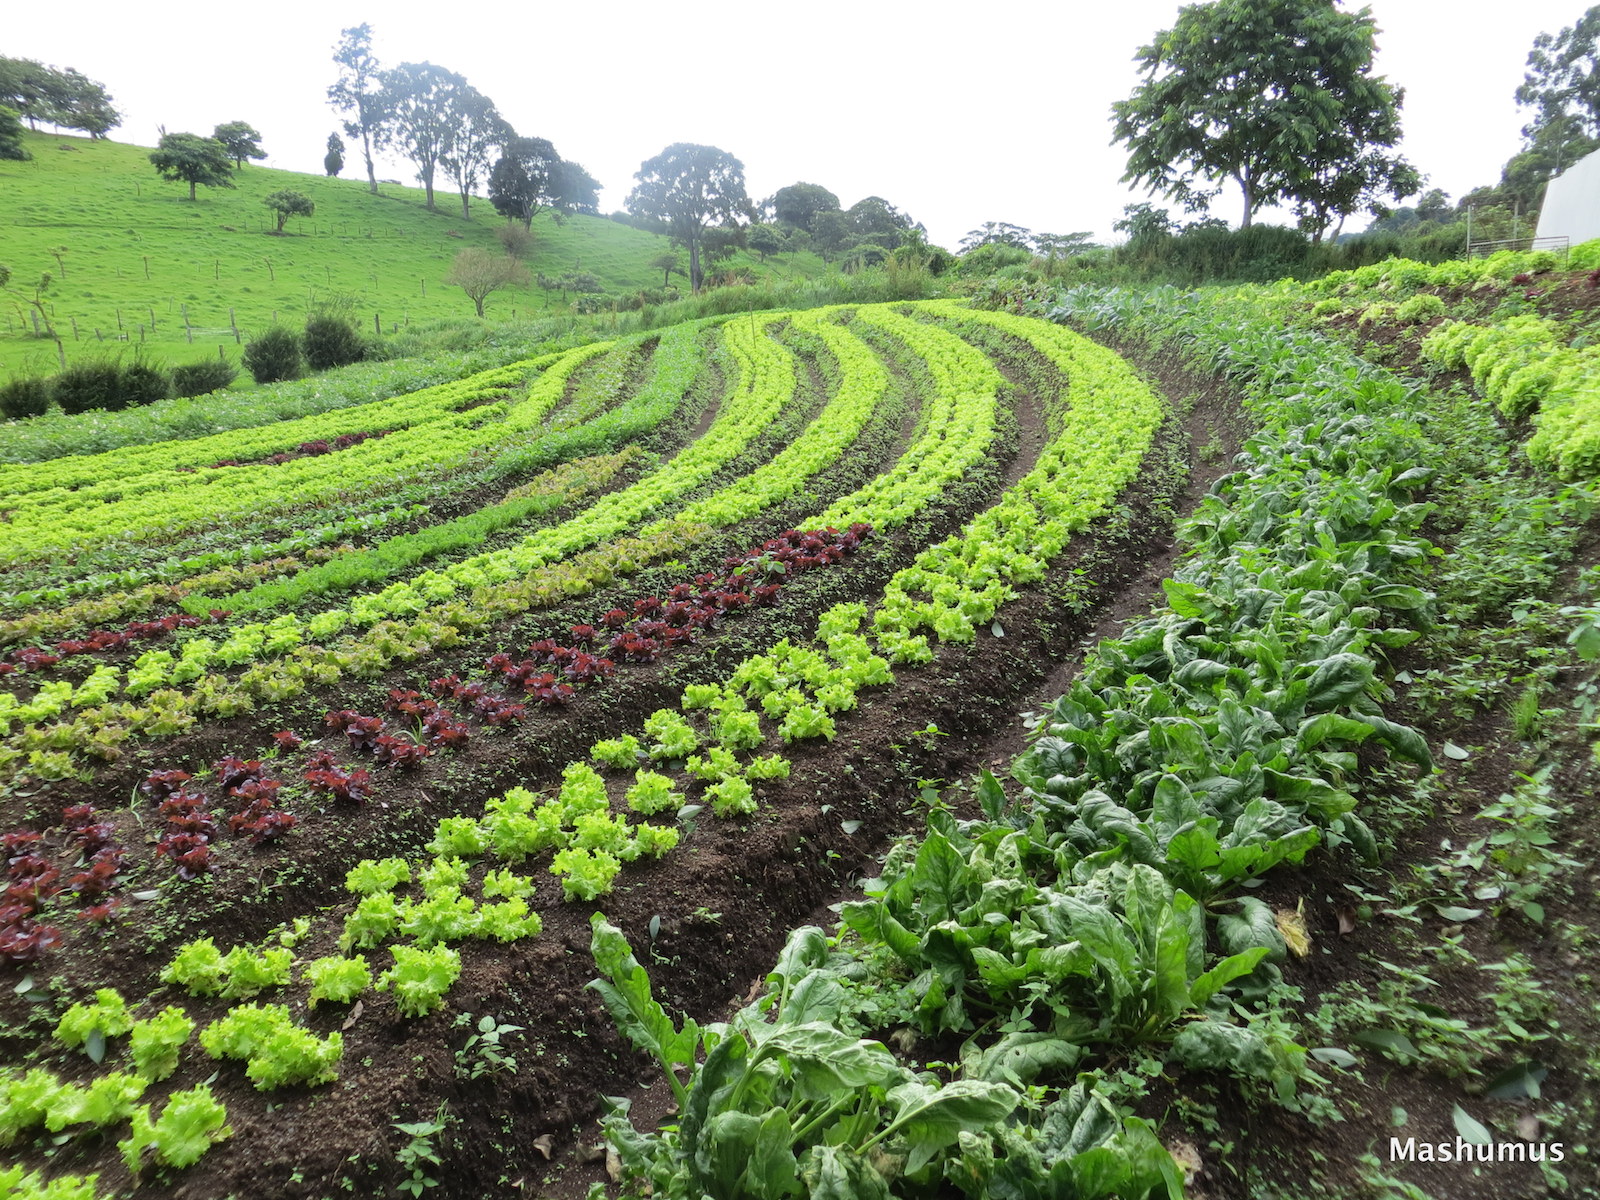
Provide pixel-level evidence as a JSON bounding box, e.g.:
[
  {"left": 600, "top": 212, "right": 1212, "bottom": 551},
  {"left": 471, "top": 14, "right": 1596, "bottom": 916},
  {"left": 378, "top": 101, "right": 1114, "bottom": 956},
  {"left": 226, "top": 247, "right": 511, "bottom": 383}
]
[{"left": 0, "top": 131, "right": 818, "bottom": 383}]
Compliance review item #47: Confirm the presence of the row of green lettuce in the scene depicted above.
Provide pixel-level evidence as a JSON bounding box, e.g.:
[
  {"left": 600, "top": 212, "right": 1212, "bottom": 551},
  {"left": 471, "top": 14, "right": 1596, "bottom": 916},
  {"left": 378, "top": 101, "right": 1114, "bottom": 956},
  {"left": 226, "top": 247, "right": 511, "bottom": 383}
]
[
  {"left": 1293, "top": 244, "right": 1600, "bottom": 480},
  {"left": 0, "top": 319, "right": 597, "bottom": 467},
  {"left": 575, "top": 288, "right": 1450, "bottom": 1199}
]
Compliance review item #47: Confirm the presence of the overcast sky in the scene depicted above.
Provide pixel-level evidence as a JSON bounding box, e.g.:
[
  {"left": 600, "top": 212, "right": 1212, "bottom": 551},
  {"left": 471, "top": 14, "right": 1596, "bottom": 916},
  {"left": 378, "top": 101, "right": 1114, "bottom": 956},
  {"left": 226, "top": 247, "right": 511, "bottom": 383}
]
[{"left": 6, "top": 0, "right": 1588, "bottom": 248}]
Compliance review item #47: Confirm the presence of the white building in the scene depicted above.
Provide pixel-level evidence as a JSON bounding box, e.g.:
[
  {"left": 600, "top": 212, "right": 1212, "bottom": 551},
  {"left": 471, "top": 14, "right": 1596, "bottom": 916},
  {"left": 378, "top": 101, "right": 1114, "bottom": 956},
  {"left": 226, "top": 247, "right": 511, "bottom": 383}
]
[{"left": 1535, "top": 147, "right": 1600, "bottom": 246}]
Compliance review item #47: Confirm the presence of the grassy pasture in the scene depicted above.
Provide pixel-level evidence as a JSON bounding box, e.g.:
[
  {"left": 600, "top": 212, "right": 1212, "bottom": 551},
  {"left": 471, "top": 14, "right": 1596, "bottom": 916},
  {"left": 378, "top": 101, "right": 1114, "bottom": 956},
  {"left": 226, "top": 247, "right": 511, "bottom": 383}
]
[{"left": 0, "top": 132, "right": 824, "bottom": 382}]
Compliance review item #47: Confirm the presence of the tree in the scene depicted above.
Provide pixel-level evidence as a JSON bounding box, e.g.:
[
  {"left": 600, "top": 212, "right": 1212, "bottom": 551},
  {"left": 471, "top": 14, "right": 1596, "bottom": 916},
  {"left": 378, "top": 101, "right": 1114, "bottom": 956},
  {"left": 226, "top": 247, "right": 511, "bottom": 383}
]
[
  {"left": 1032, "top": 231, "right": 1097, "bottom": 260},
  {"left": 627, "top": 144, "right": 753, "bottom": 293},
  {"left": 149, "top": 133, "right": 235, "bottom": 200},
  {"left": 213, "top": 122, "right": 266, "bottom": 168},
  {"left": 0, "top": 58, "right": 119, "bottom": 137},
  {"left": 648, "top": 251, "right": 682, "bottom": 288},
  {"left": 381, "top": 61, "right": 468, "bottom": 211},
  {"left": 0, "top": 105, "right": 27, "bottom": 161},
  {"left": 443, "top": 248, "right": 530, "bottom": 317},
  {"left": 959, "top": 222, "right": 1033, "bottom": 252},
  {"left": 488, "top": 136, "right": 560, "bottom": 228},
  {"left": 1517, "top": 7, "right": 1600, "bottom": 142},
  {"left": 747, "top": 223, "right": 785, "bottom": 260},
  {"left": 328, "top": 24, "right": 388, "bottom": 195},
  {"left": 549, "top": 159, "right": 601, "bottom": 214},
  {"left": 264, "top": 189, "right": 314, "bottom": 233},
  {"left": 324, "top": 132, "right": 345, "bottom": 177},
  {"left": 1112, "top": 0, "right": 1415, "bottom": 229},
  {"left": 769, "top": 182, "right": 840, "bottom": 232},
  {"left": 440, "top": 86, "right": 508, "bottom": 219},
  {"left": 845, "top": 196, "right": 920, "bottom": 250}
]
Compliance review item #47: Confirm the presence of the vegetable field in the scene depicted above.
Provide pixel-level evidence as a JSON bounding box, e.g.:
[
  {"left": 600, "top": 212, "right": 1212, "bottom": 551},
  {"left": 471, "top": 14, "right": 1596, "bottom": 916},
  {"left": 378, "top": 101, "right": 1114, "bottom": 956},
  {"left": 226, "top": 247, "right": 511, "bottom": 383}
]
[
  {"left": 0, "top": 301, "right": 1181, "bottom": 1198},
  {"left": 3, "top": 277, "right": 1597, "bottom": 1200}
]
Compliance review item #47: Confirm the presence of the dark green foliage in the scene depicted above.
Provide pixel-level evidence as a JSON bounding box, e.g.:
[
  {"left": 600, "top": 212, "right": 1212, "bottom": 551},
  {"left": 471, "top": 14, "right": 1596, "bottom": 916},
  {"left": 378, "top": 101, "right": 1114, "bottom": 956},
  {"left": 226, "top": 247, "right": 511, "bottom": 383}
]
[
  {"left": 0, "top": 103, "right": 27, "bottom": 161},
  {"left": 0, "top": 57, "right": 120, "bottom": 138},
  {"left": 1111, "top": 0, "right": 1416, "bottom": 235},
  {"left": 242, "top": 326, "right": 303, "bottom": 384},
  {"left": 303, "top": 315, "right": 365, "bottom": 371},
  {"left": 0, "top": 376, "right": 50, "bottom": 419},
  {"left": 148, "top": 133, "right": 235, "bottom": 201},
  {"left": 53, "top": 362, "right": 127, "bottom": 414},
  {"left": 170, "top": 359, "right": 238, "bottom": 398},
  {"left": 212, "top": 121, "right": 266, "bottom": 168},
  {"left": 488, "top": 136, "right": 559, "bottom": 228},
  {"left": 120, "top": 364, "right": 169, "bottom": 408},
  {"left": 263, "top": 189, "right": 314, "bottom": 233}
]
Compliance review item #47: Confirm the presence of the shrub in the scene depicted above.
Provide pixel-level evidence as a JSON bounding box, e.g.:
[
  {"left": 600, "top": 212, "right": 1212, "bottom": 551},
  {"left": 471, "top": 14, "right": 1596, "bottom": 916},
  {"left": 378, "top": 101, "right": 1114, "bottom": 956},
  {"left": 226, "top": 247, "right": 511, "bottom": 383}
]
[
  {"left": 495, "top": 222, "right": 534, "bottom": 259},
  {"left": 0, "top": 376, "right": 51, "bottom": 419},
  {"left": 170, "top": 358, "right": 238, "bottom": 398},
  {"left": 302, "top": 315, "right": 365, "bottom": 372},
  {"left": 53, "top": 362, "right": 125, "bottom": 413},
  {"left": 242, "top": 326, "right": 303, "bottom": 384},
  {"left": 121, "top": 363, "right": 169, "bottom": 407}
]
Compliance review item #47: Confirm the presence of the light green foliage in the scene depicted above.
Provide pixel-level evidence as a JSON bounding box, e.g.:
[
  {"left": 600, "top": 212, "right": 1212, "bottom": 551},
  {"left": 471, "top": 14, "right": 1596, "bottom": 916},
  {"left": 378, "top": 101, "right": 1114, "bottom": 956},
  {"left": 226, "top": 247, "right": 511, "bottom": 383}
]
[
  {"left": 199, "top": 1004, "right": 343, "bottom": 1089},
  {"left": 631, "top": 823, "right": 680, "bottom": 858},
  {"left": 159, "top": 938, "right": 227, "bottom": 996},
  {"left": 706, "top": 775, "right": 757, "bottom": 817},
  {"left": 643, "top": 709, "right": 699, "bottom": 759},
  {"left": 418, "top": 856, "right": 470, "bottom": 894},
  {"left": 477, "top": 897, "right": 544, "bottom": 942},
  {"left": 0, "top": 1068, "right": 64, "bottom": 1146},
  {"left": 119, "top": 1084, "right": 231, "bottom": 1174},
  {"left": 305, "top": 955, "right": 373, "bottom": 1008},
  {"left": 744, "top": 753, "right": 791, "bottom": 780},
  {"left": 426, "top": 815, "right": 487, "bottom": 859},
  {"left": 217, "top": 946, "right": 292, "bottom": 998},
  {"left": 1394, "top": 292, "right": 1445, "bottom": 324},
  {"left": 550, "top": 846, "right": 622, "bottom": 901},
  {"left": 44, "top": 1072, "right": 147, "bottom": 1132},
  {"left": 401, "top": 886, "right": 479, "bottom": 946},
  {"left": 54, "top": 988, "right": 134, "bottom": 1053},
  {"left": 591, "top": 734, "right": 643, "bottom": 768},
  {"left": 0, "top": 1165, "right": 102, "bottom": 1200},
  {"left": 625, "top": 769, "right": 682, "bottom": 815},
  {"left": 480, "top": 868, "right": 534, "bottom": 900},
  {"left": 377, "top": 945, "right": 463, "bottom": 1018},
  {"left": 341, "top": 891, "right": 405, "bottom": 951},
  {"left": 345, "top": 857, "right": 412, "bottom": 895},
  {"left": 129, "top": 1007, "right": 196, "bottom": 1082}
]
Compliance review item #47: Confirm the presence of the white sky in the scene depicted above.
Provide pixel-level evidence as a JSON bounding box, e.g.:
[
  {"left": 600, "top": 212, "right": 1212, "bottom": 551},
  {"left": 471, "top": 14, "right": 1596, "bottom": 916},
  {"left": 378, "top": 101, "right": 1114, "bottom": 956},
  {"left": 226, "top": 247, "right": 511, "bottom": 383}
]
[{"left": 6, "top": 0, "right": 1587, "bottom": 248}]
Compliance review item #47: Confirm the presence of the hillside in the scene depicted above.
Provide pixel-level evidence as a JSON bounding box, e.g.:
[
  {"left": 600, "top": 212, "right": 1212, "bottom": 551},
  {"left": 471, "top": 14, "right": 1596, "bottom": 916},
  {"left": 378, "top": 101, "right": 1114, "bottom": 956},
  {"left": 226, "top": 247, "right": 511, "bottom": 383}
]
[{"left": 0, "top": 131, "right": 825, "bottom": 382}]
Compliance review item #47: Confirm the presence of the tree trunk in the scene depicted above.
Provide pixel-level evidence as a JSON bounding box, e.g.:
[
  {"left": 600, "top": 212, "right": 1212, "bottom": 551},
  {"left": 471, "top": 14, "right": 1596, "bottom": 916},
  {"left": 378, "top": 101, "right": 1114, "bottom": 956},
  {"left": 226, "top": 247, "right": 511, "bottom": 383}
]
[
  {"left": 1238, "top": 170, "right": 1255, "bottom": 229},
  {"left": 362, "top": 131, "right": 377, "bottom": 195},
  {"left": 689, "top": 235, "right": 702, "bottom": 295},
  {"left": 189, "top": 180, "right": 197, "bottom": 201},
  {"left": 423, "top": 171, "right": 436, "bottom": 211},
  {"left": 461, "top": 191, "right": 470, "bottom": 220}
]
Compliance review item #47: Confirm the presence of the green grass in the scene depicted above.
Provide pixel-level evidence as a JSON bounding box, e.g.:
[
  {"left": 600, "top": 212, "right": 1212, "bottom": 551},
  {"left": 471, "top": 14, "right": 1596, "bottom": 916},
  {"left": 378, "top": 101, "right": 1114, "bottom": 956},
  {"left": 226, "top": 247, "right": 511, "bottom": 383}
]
[{"left": 0, "top": 131, "right": 827, "bottom": 382}]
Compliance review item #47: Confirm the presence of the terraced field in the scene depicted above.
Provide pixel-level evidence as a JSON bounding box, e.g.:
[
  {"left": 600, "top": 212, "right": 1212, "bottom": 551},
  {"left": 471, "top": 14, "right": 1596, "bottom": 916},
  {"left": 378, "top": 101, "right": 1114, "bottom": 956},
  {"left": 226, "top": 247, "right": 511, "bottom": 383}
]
[
  {"left": 4, "top": 277, "right": 1597, "bottom": 1200},
  {"left": 0, "top": 302, "right": 1186, "bottom": 1198}
]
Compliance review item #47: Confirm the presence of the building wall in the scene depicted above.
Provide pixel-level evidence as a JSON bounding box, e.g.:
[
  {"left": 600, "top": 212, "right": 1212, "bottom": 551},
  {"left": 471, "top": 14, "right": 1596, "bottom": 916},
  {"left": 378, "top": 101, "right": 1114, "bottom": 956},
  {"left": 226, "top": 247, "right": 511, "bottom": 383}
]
[{"left": 1536, "top": 147, "right": 1600, "bottom": 245}]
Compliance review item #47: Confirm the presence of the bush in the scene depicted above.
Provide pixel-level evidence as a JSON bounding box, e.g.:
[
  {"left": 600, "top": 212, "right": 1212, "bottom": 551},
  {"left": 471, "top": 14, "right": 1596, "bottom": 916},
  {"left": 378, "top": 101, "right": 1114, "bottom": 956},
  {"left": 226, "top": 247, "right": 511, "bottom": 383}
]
[
  {"left": 242, "top": 326, "right": 303, "bottom": 384},
  {"left": 495, "top": 223, "right": 535, "bottom": 259},
  {"left": 170, "top": 358, "right": 238, "bottom": 398},
  {"left": 0, "top": 377, "right": 51, "bottom": 419},
  {"left": 303, "top": 316, "right": 365, "bottom": 372},
  {"left": 53, "top": 363, "right": 126, "bottom": 414},
  {"left": 120, "top": 364, "right": 169, "bottom": 408}
]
